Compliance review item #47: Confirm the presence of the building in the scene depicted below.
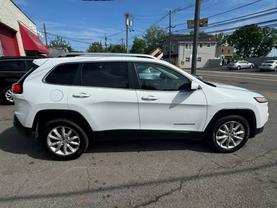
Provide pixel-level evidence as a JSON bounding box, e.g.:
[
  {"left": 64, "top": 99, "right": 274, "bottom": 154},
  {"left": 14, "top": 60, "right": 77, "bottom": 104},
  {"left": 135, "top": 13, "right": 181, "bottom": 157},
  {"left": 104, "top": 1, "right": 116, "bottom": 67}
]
[
  {"left": 217, "top": 46, "right": 235, "bottom": 58},
  {"left": 0, "top": 0, "right": 48, "bottom": 56},
  {"left": 163, "top": 34, "right": 217, "bottom": 68}
]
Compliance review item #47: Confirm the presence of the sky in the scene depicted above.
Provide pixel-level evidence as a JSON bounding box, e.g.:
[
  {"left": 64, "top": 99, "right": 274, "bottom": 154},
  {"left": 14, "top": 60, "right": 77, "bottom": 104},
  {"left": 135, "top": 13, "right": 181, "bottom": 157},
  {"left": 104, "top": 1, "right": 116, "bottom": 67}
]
[{"left": 13, "top": 0, "right": 277, "bottom": 51}]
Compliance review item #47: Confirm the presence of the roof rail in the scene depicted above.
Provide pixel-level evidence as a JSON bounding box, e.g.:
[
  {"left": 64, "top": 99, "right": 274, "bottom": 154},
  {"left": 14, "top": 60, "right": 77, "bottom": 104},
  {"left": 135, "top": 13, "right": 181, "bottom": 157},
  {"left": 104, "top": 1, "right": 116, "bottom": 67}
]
[{"left": 63, "top": 52, "right": 157, "bottom": 60}]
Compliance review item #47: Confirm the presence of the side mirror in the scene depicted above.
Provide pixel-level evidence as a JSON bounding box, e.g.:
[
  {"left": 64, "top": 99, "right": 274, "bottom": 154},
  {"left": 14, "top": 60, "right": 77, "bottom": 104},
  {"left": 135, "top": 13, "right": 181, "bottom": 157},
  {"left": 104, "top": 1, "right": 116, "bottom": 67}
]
[{"left": 191, "top": 80, "right": 200, "bottom": 90}]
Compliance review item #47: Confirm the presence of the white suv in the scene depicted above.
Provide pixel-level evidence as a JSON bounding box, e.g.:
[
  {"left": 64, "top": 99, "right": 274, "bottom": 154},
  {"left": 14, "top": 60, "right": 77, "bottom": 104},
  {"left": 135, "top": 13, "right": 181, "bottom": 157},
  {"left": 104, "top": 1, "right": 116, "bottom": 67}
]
[{"left": 12, "top": 54, "right": 269, "bottom": 159}]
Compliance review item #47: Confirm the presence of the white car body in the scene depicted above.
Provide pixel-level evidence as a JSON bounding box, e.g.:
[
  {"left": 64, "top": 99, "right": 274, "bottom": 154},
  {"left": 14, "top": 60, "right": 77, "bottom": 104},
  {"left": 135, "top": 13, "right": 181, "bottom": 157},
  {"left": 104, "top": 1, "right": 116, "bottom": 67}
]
[
  {"left": 13, "top": 56, "right": 268, "bottom": 133},
  {"left": 259, "top": 60, "right": 277, "bottom": 71}
]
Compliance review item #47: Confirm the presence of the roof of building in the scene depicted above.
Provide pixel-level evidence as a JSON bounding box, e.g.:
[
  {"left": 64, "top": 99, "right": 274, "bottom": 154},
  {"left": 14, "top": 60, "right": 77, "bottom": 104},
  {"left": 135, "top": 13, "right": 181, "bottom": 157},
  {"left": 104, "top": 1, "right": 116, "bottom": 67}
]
[{"left": 171, "top": 34, "right": 217, "bottom": 43}]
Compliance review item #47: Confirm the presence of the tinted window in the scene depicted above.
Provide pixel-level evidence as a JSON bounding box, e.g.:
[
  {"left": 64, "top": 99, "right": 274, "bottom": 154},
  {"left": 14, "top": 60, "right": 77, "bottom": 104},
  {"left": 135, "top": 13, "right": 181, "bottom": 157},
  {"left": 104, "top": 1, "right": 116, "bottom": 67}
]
[
  {"left": 82, "top": 62, "right": 129, "bottom": 89},
  {"left": 45, "top": 64, "right": 79, "bottom": 85},
  {"left": 134, "top": 63, "right": 190, "bottom": 91},
  {"left": 0, "top": 60, "right": 26, "bottom": 71}
]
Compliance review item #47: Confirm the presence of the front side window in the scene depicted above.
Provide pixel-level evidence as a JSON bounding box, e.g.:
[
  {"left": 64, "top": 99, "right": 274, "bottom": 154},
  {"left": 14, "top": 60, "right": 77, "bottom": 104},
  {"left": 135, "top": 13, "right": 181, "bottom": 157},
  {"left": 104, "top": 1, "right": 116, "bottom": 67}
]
[
  {"left": 82, "top": 62, "right": 129, "bottom": 89},
  {"left": 45, "top": 64, "right": 79, "bottom": 85},
  {"left": 134, "top": 62, "right": 190, "bottom": 91}
]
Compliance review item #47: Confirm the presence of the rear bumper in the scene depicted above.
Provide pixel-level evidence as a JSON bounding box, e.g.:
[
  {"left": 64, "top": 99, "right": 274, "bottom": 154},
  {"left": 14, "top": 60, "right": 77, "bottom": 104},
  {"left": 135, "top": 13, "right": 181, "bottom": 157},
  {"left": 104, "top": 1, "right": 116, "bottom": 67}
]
[{"left": 14, "top": 115, "right": 33, "bottom": 137}]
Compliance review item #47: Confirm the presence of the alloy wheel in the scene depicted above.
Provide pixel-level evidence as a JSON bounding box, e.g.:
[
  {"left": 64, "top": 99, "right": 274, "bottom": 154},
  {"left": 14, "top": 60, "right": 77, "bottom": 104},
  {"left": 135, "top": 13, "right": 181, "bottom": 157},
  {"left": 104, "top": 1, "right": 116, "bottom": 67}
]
[
  {"left": 5, "top": 89, "right": 14, "bottom": 103},
  {"left": 215, "top": 121, "right": 245, "bottom": 150},
  {"left": 47, "top": 126, "right": 81, "bottom": 156}
]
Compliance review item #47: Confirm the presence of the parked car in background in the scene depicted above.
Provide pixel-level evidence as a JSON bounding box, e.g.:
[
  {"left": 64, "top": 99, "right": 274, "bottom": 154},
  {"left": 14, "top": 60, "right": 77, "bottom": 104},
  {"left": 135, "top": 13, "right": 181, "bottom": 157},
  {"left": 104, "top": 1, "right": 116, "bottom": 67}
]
[
  {"left": 0, "top": 57, "right": 39, "bottom": 104},
  {"left": 227, "top": 60, "right": 254, "bottom": 70},
  {"left": 12, "top": 54, "right": 268, "bottom": 159},
  {"left": 259, "top": 60, "right": 277, "bottom": 72}
]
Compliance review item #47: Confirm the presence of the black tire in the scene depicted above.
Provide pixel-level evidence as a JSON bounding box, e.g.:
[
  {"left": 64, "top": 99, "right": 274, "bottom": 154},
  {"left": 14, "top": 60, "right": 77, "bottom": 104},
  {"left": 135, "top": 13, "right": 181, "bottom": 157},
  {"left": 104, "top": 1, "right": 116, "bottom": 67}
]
[
  {"left": 208, "top": 115, "right": 250, "bottom": 153},
  {"left": 274, "top": 67, "right": 277, "bottom": 72},
  {"left": 42, "top": 119, "right": 89, "bottom": 160},
  {"left": 237, "top": 66, "right": 241, "bottom": 70},
  {"left": 250, "top": 65, "right": 253, "bottom": 69},
  {"left": 0, "top": 86, "right": 14, "bottom": 105}
]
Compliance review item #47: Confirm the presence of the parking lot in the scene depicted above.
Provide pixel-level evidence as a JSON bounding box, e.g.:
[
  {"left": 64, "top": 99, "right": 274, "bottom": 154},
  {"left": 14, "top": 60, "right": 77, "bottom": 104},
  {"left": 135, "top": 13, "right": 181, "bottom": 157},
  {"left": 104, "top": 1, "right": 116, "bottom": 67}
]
[{"left": 0, "top": 70, "right": 276, "bottom": 208}]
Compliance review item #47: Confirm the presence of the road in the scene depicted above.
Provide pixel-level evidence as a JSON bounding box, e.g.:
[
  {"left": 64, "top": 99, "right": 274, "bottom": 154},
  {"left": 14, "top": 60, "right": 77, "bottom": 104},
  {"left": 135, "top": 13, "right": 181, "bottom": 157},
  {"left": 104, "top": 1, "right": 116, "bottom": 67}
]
[{"left": 0, "top": 70, "right": 277, "bottom": 208}]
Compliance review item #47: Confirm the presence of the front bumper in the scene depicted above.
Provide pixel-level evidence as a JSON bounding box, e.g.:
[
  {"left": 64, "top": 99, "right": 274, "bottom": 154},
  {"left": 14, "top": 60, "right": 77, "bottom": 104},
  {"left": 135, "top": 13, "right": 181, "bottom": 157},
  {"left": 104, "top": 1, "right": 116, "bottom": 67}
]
[{"left": 14, "top": 115, "right": 33, "bottom": 137}]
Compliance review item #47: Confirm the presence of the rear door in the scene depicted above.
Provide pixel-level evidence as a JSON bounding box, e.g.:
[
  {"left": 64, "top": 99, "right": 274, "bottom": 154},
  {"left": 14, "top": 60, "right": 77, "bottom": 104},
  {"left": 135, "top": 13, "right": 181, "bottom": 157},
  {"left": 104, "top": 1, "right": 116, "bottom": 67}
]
[{"left": 68, "top": 61, "right": 139, "bottom": 131}]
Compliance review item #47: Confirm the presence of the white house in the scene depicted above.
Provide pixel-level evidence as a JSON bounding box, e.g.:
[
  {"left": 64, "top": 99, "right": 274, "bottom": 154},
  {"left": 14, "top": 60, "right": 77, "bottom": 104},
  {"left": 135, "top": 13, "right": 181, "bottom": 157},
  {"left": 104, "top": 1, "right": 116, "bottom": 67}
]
[{"left": 163, "top": 34, "right": 217, "bottom": 68}]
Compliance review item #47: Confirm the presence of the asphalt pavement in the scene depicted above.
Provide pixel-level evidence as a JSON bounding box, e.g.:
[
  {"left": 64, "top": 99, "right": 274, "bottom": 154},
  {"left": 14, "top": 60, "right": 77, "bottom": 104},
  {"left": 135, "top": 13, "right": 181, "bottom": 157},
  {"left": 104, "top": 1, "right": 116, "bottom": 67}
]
[{"left": 0, "top": 70, "right": 276, "bottom": 208}]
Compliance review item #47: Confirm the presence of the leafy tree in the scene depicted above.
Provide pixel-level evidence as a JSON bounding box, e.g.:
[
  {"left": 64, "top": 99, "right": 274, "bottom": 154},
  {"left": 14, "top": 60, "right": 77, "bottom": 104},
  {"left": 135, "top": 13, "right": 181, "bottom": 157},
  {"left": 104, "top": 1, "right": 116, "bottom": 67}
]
[
  {"left": 215, "top": 33, "right": 229, "bottom": 46},
  {"left": 49, "top": 36, "right": 73, "bottom": 52},
  {"left": 108, "top": 44, "right": 125, "bottom": 53},
  {"left": 130, "top": 37, "right": 146, "bottom": 53},
  {"left": 143, "top": 26, "right": 167, "bottom": 53},
  {"left": 87, "top": 42, "right": 104, "bottom": 52},
  {"left": 228, "top": 24, "right": 277, "bottom": 57}
]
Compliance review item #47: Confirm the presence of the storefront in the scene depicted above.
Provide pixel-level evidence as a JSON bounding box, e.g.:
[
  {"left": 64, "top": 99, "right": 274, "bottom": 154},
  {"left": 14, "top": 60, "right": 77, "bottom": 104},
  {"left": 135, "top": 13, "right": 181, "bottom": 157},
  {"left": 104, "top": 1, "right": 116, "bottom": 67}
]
[{"left": 0, "top": 0, "right": 48, "bottom": 56}]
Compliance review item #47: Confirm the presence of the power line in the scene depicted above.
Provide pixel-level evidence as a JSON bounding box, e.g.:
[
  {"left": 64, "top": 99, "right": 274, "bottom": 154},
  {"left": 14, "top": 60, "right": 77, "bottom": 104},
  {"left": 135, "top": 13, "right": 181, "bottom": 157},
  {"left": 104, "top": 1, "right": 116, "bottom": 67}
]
[
  {"left": 204, "top": 19, "right": 277, "bottom": 33},
  {"left": 173, "top": 7, "right": 277, "bottom": 28},
  {"left": 208, "top": 0, "right": 263, "bottom": 18}
]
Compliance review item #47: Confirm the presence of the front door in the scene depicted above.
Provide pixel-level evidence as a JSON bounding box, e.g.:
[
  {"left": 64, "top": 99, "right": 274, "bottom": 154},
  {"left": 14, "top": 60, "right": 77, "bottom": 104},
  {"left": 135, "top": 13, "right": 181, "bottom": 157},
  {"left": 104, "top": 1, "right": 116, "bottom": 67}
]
[{"left": 133, "top": 62, "right": 207, "bottom": 131}]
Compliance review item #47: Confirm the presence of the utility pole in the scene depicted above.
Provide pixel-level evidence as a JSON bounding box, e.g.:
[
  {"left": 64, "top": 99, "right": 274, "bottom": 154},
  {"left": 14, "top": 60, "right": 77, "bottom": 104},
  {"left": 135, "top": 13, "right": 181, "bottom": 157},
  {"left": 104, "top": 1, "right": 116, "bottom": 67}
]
[
  {"left": 168, "top": 10, "right": 172, "bottom": 63},
  {"left": 104, "top": 34, "right": 108, "bottom": 51},
  {"left": 191, "top": 0, "right": 201, "bottom": 75},
  {"left": 43, "top": 23, "right": 48, "bottom": 47},
  {"left": 125, "top": 13, "right": 129, "bottom": 53},
  {"left": 121, "top": 38, "right": 124, "bottom": 50}
]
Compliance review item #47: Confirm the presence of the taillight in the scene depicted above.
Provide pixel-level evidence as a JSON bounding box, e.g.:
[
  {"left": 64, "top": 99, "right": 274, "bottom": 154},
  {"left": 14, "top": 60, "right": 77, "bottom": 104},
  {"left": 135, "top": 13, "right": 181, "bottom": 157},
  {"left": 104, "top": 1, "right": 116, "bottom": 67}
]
[{"left": 11, "top": 83, "right": 23, "bottom": 94}]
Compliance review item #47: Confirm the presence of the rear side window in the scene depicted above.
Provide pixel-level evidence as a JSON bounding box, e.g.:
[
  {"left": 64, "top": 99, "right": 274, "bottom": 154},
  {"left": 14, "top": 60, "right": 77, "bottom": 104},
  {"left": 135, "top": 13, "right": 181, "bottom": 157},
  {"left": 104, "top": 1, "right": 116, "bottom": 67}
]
[
  {"left": 82, "top": 62, "right": 129, "bottom": 89},
  {"left": 0, "top": 60, "right": 26, "bottom": 71},
  {"left": 45, "top": 64, "right": 79, "bottom": 85}
]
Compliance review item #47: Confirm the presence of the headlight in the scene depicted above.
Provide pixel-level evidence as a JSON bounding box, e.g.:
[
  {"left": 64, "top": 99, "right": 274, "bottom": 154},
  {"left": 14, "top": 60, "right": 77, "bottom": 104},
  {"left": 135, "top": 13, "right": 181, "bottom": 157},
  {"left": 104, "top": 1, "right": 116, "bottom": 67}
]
[{"left": 254, "top": 97, "right": 268, "bottom": 103}]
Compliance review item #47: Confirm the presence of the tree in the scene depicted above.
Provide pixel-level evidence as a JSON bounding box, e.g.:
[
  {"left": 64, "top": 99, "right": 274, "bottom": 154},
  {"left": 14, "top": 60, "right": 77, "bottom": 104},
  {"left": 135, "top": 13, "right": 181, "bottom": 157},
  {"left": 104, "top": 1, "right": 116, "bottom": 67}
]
[
  {"left": 143, "top": 26, "right": 168, "bottom": 53},
  {"left": 228, "top": 24, "right": 277, "bottom": 58},
  {"left": 215, "top": 33, "right": 229, "bottom": 47},
  {"left": 87, "top": 42, "right": 103, "bottom": 52},
  {"left": 130, "top": 37, "right": 146, "bottom": 53},
  {"left": 49, "top": 36, "right": 73, "bottom": 52},
  {"left": 108, "top": 44, "right": 125, "bottom": 53}
]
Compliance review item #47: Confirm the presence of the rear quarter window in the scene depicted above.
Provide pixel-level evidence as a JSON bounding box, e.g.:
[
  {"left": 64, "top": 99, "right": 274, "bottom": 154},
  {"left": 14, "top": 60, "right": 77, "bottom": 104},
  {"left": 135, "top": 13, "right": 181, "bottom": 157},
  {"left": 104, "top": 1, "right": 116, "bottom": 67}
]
[{"left": 45, "top": 64, "right": 80, "bottom": 85}]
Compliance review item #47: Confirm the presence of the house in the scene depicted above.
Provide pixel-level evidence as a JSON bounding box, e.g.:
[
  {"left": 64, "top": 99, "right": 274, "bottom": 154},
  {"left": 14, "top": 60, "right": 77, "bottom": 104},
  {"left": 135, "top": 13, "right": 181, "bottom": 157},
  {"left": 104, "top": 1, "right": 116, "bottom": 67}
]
[
  {"left": 0, "top": 0, "right": 48, "bottom": 56},
  {"left": 217, "top": 46, "right": 235, "bottom": 58},
  {"left": 163, "top": 34, "right": 217, "bottom": 68}
]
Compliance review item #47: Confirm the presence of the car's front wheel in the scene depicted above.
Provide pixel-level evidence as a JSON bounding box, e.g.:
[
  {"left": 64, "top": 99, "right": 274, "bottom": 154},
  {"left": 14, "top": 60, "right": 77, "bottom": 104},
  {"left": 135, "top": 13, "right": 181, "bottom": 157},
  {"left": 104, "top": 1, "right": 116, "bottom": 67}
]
[
  {"left": 42, "top": 119, "right": 89, "bottom": 160},
  {"left": 208, "top": 115, "right": 250, "bottom": 153},
  {"left": 237, "top": 66, "right": 241, "bottom": 70}
]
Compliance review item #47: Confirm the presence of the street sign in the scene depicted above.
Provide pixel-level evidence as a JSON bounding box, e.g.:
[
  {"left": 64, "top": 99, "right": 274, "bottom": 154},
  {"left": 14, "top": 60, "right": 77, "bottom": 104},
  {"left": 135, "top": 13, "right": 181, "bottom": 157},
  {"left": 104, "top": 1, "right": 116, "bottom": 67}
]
[{"left": 187, "top": 18, "right": 208, "bottom": 29}]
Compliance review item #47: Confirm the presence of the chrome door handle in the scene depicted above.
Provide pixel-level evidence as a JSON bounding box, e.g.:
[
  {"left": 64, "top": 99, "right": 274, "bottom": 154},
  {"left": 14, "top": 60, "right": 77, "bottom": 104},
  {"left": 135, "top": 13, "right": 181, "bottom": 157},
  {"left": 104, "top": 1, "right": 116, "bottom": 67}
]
[
  {"left": 141, "top": 96, "right": 158, "bottom": 101},
  {"left": 72, "top": 92, "right": 90, "bottom": 98}
]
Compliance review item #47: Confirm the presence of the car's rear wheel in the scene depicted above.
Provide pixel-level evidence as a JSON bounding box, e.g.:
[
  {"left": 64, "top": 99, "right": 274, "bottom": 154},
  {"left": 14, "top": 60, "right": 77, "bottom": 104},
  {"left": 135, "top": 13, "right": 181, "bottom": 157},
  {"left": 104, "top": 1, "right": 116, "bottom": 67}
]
[
  {"left": 237, "top": 66, "right": 241, "bottom": 70},
  {"left": 208, "top": 115, "right": 250, "bottom": 153},
  {"left": 42, "top": 119, "right": 89, "bottom": 160},
  {"left": 250, "top": 65, "right": 253, "bottom": 69}
]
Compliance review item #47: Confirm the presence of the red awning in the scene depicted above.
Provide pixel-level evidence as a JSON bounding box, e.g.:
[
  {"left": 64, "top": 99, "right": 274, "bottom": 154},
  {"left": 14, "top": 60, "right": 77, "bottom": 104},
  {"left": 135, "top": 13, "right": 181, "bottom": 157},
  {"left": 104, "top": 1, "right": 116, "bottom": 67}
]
[{"left": 19, "top": 23, "right": 48, "bottom": 54}]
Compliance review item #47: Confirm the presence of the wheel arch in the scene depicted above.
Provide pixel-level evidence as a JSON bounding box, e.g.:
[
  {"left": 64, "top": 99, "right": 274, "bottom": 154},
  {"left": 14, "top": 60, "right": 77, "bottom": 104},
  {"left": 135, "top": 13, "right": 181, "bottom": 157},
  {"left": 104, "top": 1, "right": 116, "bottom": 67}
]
[
  {"left": 205, "top": 109, "right": 257, "bottom": 138},
  {"left": 32, "top": 109, "right": 93, "bottom": 139}
]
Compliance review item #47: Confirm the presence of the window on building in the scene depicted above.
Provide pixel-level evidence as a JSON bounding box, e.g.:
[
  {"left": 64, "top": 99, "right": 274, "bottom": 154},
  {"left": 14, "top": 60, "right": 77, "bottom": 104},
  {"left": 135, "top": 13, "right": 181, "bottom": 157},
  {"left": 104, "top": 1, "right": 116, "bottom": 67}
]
[
  {"left": 207, "top": 43, "right": 210, "bottom": 47},
  {"left": 45, "top": 64, "right": 80, "bottom": 85},
  {"left": 221, "top": 49, "right": 224, "bottom": 53},
  {"left": 186, "top": 57, "right": 190, "bottom": 62},
  {"left": 199, "top": 43, "right": 203, "bottom": 48},
  {"left": 228, "top": 49, "right": 230, "bottom": 53},
  {"left": 185, "top": 44, "right": 188, "bottom": 49},
  {"left": 197, "top": 57, "right": 202, "bottom": 62},
  {"left": 82, "top": 62, "right": 129, "bottom": 89}
]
